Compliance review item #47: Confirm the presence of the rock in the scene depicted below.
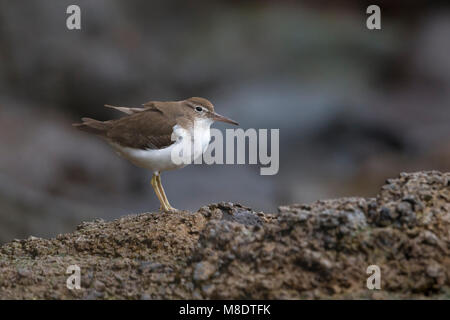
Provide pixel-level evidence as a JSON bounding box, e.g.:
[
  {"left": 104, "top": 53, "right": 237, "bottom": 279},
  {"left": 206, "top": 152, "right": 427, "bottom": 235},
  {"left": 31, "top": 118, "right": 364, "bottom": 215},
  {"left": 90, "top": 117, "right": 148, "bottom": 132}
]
[
  {"left": 421, "top": 230, "right": 439, "bottom": 246},
  {"left": 140, "top": 293, "right": 151, "bottom": 300},
  {"left": 17, "top": 268, "right": 32, "bottom": 278},
  {"left": 93, "top": 280, "right": 106, "bottom": 291},
  {"left": 0, "top": 171, "right": 448, "bottom": 299},
  {"left": 85, "top": 290, "right": 104, "bottom": 300},
  {"left": 426, "top": 264, "right": 442, "bottom": 279},
  {"left": 193, "top": 261, "right": 216, "bottom": 282}
]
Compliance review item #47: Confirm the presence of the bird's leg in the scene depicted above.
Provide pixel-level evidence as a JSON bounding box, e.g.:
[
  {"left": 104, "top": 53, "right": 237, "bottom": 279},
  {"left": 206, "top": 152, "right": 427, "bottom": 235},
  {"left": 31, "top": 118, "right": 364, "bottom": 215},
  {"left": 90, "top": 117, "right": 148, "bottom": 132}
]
[
  {"left": 151, "top": 173, "right": 170, "bottom": 212},
  {"left": 156, "top": 173, "right": 177, "bottom": 212}
]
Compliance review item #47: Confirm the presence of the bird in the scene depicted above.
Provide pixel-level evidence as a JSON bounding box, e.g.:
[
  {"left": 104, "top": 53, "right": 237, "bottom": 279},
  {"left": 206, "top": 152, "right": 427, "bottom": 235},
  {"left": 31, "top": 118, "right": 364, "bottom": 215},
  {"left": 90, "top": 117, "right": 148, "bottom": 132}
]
[{"left": 73, "top": 97, "right": 238, "bottom": 212}]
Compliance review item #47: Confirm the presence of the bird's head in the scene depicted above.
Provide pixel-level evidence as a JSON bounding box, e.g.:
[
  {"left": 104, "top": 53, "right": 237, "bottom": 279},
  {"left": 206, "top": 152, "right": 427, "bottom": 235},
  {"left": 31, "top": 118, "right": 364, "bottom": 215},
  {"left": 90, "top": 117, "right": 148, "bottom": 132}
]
[{"left": 184, "top": 97, "right": 239, "bottom": 126}]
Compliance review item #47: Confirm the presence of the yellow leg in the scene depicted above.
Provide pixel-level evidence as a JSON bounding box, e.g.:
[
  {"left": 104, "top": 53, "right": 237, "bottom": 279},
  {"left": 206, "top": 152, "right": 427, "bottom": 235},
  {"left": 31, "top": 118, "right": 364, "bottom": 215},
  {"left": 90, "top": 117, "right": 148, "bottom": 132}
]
[
  {"left": 156, "top": 174, "right": 177, "bottom": 212},
  {"left": 151, "top": 174, "right": 170, "bottom": 212}
]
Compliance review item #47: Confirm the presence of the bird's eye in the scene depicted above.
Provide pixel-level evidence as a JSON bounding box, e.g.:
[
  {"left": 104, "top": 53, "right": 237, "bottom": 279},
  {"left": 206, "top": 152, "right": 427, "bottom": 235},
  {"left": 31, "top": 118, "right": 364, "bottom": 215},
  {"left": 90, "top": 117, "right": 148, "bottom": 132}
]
[{"left": 195, "top": 106, "right": 203, "bottom": 112}]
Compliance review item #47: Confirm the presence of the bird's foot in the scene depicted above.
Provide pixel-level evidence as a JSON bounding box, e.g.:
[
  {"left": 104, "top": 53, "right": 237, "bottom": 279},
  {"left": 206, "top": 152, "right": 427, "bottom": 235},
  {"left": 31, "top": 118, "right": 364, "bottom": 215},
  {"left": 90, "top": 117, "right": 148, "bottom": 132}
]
[{"left": 159, "top": 206, "right": 179, "bottom": 213}]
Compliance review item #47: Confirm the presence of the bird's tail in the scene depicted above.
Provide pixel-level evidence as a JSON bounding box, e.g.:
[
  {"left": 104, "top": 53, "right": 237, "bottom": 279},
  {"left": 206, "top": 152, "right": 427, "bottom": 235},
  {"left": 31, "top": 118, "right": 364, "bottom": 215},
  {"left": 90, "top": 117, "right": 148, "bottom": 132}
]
[{"left": 72, "top": 117, "right": 109, "bottom": 135}]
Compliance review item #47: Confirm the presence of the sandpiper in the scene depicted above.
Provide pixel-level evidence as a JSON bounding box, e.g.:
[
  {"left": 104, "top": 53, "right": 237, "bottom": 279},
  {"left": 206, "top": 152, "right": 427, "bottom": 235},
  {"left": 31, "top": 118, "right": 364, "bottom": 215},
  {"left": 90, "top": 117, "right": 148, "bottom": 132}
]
[{"left": 73, "top": 97, "right": 238, "bottom": 212}]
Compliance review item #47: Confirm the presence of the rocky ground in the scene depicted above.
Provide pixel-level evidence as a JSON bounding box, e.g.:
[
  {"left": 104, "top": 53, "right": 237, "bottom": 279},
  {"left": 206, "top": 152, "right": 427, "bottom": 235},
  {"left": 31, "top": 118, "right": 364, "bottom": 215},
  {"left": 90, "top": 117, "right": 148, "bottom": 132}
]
[{"left": 0, "top": 171, "right": 448, "bottom": 299}]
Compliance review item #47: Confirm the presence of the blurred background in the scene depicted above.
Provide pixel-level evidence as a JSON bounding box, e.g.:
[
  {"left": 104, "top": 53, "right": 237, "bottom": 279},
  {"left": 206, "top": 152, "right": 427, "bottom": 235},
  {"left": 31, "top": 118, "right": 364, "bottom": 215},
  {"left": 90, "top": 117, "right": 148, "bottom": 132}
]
[{"left": 0, "top": 0, "right": 449, "bottom": 243}]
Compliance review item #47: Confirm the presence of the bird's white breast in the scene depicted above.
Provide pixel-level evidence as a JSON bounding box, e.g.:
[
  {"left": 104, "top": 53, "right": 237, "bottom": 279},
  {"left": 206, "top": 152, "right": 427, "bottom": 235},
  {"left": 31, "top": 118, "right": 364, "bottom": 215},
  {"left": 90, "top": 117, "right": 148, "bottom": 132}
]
[
  {"left": 192, "top": 118, "right": 213, "bottom": 154},
  {"left": 110, "top": 118, "right": 213, "bottom": 173}
]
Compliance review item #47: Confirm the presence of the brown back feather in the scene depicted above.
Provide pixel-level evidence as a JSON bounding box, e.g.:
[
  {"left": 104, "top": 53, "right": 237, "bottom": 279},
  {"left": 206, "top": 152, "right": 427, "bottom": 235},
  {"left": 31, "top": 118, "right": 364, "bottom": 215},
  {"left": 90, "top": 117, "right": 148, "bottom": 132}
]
[
  {"left": 105, "top": 107, "right": 177, "bottom": 149},
  {"left": 73, "top": 101, "right": 192, "bottom": 150}
]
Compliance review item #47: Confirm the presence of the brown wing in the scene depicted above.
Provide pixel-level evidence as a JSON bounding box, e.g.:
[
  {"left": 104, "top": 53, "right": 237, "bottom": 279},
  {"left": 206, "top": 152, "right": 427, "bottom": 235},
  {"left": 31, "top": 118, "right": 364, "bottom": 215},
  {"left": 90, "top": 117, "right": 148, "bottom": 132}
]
[
  {"left": 104, "top": 102, "right": 184, "bottom": 150},
  {"left": 74, "top": 100, "right": 189, "bottom": 150}
]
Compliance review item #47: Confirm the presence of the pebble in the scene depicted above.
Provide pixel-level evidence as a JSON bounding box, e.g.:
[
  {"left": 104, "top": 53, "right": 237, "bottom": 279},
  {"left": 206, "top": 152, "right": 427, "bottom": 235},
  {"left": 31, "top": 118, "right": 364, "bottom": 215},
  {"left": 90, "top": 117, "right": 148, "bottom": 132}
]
[{"left": 193, "top": 261, "right": 216, "bottom": 281}]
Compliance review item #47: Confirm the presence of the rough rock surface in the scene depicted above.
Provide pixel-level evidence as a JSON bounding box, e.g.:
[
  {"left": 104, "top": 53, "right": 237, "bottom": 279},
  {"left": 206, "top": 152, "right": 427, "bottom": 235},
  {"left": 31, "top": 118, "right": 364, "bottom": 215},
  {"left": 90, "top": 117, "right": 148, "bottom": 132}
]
[{"left": 0, "top": 171, "right": 449, "bottom": 299}]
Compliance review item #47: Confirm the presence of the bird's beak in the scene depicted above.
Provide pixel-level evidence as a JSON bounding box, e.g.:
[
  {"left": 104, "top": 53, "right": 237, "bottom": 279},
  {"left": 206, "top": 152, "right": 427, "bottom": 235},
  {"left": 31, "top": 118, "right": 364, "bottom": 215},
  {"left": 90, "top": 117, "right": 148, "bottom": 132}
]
[{"left": 211, "top": 112, "right": 239, "bottom": 125}]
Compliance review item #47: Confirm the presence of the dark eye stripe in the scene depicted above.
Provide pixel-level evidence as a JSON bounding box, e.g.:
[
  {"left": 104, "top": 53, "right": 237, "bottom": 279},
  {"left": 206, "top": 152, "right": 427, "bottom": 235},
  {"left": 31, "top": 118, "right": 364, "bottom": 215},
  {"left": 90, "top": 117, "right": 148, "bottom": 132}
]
[{"left": 186, "top": 101, "right": 206, "bottom": 111}]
